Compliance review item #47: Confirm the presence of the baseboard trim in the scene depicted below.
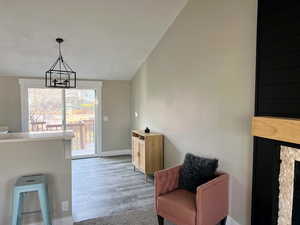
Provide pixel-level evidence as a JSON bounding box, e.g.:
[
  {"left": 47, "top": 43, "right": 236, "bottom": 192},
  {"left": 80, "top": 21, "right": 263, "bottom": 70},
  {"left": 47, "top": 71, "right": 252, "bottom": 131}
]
[
  {"left": 26, "top": 216, "right": 73, "bottom": 225},
  {"left": 72, "top": 154, "right": 99, "bottom": 160},
  {"left": 99, "top": 149, "right": 131, "bottom": 157},
  {"left": 227, "top": 216, "right": 240, "bottom": 225}
]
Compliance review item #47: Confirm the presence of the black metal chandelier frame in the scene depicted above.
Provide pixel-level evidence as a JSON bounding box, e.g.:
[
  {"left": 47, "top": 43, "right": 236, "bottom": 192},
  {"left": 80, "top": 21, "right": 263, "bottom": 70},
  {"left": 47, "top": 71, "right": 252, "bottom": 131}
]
[{"left": 45, "top": 38, "right": 76, "bottom": 88}]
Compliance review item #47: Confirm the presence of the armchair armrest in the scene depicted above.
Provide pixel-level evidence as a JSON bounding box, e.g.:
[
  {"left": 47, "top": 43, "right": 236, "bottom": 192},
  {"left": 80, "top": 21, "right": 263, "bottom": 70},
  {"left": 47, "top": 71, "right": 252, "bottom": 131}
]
[
  {"left": 154, "top": 165, "right": 182, "bottom": 210},
  {"left": 196, "top": 173, "right": 229, "bottom": 225}
]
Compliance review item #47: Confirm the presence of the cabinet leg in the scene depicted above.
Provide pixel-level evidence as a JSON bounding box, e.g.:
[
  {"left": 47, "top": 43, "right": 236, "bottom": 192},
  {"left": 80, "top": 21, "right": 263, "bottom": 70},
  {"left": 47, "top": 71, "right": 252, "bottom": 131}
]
[
  {"left": 145, "top": 174, "right": 148, "bottom": 183},
  {"left": 133, "top": 166, "right": 136, "bottom": 172}
]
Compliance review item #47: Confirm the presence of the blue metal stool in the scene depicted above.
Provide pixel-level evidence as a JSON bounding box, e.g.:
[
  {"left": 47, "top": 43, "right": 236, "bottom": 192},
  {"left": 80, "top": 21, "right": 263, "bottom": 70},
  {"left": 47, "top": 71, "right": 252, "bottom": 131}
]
[{"left": 11, "top": 174, "right": 52, "bottom": 225}]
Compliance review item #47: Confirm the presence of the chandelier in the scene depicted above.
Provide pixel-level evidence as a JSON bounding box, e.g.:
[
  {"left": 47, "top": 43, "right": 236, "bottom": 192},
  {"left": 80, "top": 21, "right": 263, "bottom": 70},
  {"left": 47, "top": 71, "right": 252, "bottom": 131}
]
[{"left": 45, "top": 38, "right": 76, "bottom": 88}]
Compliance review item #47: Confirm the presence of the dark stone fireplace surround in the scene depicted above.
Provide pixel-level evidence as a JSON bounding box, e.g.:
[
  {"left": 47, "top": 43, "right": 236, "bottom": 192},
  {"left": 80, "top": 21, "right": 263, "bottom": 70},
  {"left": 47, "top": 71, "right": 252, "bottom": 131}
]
[{"left": 252, "top": 1, "right": 300, "bottom": 224}]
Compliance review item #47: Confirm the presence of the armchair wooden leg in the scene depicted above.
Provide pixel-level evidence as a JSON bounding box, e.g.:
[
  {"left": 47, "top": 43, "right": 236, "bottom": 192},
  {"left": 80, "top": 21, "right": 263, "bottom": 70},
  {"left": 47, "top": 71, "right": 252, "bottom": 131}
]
[
  {"left": 220, "top": 216, "right": 227, "bottom": 225},
  {"left": 157, "top": 215, "right": 164, "bottom": 225}
]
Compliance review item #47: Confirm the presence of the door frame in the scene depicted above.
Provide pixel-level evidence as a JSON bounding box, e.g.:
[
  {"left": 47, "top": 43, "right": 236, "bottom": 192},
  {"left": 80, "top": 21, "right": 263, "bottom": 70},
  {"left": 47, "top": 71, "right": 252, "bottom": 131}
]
[{"left": 19, "top": 79, "right": 103, "bottom": 157}]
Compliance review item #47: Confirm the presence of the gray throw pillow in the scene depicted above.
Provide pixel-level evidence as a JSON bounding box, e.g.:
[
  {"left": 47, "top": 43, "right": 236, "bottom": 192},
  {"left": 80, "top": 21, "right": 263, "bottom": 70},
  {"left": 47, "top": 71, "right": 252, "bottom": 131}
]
[{"left": 179, "top": 153, "right": 218, "bottom": 193}]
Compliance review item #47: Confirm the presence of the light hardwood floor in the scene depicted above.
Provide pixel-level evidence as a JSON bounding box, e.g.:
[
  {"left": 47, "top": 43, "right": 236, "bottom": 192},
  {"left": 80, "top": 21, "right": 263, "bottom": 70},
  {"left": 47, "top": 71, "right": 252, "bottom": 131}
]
[{"left": 72, "top": 156, "right": 154, "bottom": 222}]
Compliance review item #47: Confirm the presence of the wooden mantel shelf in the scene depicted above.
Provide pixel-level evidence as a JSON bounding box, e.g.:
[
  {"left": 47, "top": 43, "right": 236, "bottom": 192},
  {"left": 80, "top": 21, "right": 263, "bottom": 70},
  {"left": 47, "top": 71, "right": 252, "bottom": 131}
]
[{"left": 252, "top": 116, "right": 300, "bottom": 144}]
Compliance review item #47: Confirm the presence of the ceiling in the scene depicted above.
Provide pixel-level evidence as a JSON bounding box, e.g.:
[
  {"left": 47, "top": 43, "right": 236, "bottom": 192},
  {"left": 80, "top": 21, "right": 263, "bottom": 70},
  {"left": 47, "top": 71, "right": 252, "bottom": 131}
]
[{"left": 0, "top": 0, "right": 187, "bottom": 80}]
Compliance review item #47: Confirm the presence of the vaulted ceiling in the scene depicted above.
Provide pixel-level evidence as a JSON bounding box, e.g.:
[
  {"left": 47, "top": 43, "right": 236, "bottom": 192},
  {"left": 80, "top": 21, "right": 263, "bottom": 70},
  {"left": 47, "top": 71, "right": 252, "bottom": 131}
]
[{"left": 0, "top": 0, "right": 187, "bottom": 80}]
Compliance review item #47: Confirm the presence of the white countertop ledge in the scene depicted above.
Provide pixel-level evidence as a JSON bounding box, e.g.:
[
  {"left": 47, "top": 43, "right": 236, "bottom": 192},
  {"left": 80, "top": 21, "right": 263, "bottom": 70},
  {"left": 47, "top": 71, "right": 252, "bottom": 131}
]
[{"left": 0, "top": 131, "right": 74, "bottom": 143}]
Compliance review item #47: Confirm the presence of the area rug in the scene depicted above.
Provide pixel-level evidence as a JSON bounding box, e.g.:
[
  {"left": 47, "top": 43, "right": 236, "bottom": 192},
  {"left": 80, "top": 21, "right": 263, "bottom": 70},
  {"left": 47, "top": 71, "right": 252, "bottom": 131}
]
[{"left": 74, "top": 209, "right": 175, "bottom": 225}]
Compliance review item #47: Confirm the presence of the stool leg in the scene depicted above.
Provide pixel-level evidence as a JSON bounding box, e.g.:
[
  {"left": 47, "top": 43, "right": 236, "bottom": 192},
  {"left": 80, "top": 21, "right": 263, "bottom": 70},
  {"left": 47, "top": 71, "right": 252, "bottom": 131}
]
[
  {"left": 11, "top": 190, "right": 23, "bottom": 225},
  {"left": 46, "top": 185, "right": 52, "bottom": 217},
  {"left": 38, "top": 187, "right": 52, "bottom": 225},
  {"left": 17, "top": 193, "right": 24, "bottom": 225}
]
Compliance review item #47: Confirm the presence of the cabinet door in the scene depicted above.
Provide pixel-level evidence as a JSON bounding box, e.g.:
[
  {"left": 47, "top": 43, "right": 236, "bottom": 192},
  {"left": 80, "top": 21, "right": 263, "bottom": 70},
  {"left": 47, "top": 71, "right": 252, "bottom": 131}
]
[
  {"left": 138, "top": 139, "right": 146, "bottom": 172},
  {"left": 132, "top": 137, "right": 139, "bottom": 167}
]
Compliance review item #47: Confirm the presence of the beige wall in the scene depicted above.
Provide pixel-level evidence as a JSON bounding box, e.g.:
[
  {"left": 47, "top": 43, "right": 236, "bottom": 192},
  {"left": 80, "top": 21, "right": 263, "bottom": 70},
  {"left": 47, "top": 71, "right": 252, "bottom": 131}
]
[
  {"left": 131, "top": 0, "right": 257, "bottom": 224},
  {"left": 102, "top": 80, "right": 131, "bottom": 151},
  {"left": 0, "top": 77, "right": 22, "bottom": 132},
  {"left": 0, "top": 139, "right": 72, "bottom": 225},
  {"left": 0, "top": 77, "right": 131, "bottom": 151}
]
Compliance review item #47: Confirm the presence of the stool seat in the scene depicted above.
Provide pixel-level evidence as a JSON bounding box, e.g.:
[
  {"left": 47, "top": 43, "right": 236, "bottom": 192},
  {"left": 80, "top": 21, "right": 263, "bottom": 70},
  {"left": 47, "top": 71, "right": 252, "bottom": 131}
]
[
  {"left": 16, "top": 174, "right": 46, "bottom": 186},
  {"left": 11, "top": 174, "right": 52, "bottom": 225}
]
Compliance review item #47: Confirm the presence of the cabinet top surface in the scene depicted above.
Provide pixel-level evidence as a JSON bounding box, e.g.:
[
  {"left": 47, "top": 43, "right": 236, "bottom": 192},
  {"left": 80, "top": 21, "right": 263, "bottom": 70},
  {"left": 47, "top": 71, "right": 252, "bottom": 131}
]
[{"left": 132, "top": 130, "right": 163, "bottom": 137}]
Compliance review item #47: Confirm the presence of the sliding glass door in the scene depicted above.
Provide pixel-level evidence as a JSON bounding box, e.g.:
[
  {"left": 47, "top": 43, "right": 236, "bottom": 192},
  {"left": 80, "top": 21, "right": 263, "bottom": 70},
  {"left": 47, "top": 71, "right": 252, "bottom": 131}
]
[
  {"left": 28, "top": 88, "right": 63, "bottom": 132},
  {"left": 65, "top": 89, "right": 96, "bottom": 157},
  {"left": 20, "top": 79, "right": 102, "bottom": 158}
]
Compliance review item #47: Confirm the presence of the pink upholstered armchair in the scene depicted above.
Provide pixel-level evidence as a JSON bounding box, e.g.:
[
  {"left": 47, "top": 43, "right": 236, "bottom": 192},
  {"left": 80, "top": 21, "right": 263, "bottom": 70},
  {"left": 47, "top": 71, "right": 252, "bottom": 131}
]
[{"left": 155, "top": 165, "right": 229, "bottom": 225}]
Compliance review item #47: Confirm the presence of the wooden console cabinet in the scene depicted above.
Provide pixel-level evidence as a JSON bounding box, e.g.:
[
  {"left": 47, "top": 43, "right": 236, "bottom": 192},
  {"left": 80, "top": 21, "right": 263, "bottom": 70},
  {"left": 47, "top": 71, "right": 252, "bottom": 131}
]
[{"left": 131, "top": 130, "right": 164, "bottom": 181}]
